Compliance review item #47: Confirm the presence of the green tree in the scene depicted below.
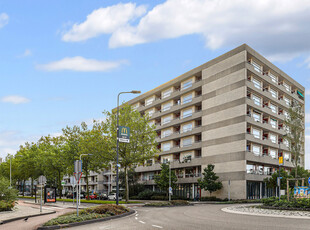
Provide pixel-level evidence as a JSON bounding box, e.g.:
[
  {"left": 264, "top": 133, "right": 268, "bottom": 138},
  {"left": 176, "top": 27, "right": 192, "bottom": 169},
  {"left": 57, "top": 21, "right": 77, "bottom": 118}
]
[
  {"left": 0, "top": 176, "right": 18, "bottom": 211},
  {"left": 154, "top": 163, "right": 177, "bottom": 197},
  {"left": 103, "top": 103, "right": 158, "bottom": 202},
  {"left": 198, "top": 164, "right": 223, "bottom": 197},
  {"left": 284, "top": 101, "right": 304, "bottom": 182},
  {"left": 264, "top": 169, "right": 292, "bottom": 193}
]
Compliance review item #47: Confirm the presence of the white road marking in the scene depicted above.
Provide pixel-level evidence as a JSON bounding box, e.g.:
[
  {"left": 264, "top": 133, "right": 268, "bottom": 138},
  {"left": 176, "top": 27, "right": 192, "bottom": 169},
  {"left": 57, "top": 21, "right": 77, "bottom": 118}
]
[
  {"left": 135, "top": 214, "right": 139, "bottom": 216},
  {"left": 139, "top": 221, "right": 146, "bottom": 224},
  {"left": 152, "top": 225, "right": 163, "bottom": 229}
]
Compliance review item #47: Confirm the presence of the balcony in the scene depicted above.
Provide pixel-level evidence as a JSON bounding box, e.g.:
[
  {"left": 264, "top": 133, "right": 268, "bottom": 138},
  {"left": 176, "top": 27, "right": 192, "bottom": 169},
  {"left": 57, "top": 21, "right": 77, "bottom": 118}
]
[
  {"left": 157, "top": 126, "right": 202, "bottom": 143},
  {"left": 246, "top": 116, "right": 286, "bottom": 136},
  {"left": 245, "top": 151, "right": 294, "bottom": 167}
]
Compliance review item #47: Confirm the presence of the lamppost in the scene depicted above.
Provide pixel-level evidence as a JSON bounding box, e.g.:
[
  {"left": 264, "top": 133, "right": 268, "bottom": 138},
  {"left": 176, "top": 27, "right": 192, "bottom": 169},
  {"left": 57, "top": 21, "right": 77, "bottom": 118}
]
[
  {"left": 8, "top": 154, "right": 23, "bottom": 188},
  {"left": 116, "top": 90, "right": 141, "bottom": 205},
  {"left": 78, "top": 154, "right": 93, "bottom": 205}
]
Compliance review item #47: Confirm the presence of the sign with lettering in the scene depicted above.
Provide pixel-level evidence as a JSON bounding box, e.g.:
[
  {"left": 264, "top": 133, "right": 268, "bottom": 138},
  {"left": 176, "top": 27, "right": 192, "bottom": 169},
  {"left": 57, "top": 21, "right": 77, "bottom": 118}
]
[{"left": 118, "top": 126, "right": 130, "bottom": 143}]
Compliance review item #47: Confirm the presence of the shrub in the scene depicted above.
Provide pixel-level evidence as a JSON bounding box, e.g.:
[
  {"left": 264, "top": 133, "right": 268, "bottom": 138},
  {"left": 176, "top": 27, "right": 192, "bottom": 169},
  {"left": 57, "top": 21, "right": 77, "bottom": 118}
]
[
  {"left": 0, "top": 177, "right": 18, "bottom": 211},
  {"left": 145, "top": 202, "right": 171, "bottom": 207},
  {"left": 170, "top": 200, "right": 189, "bottom": 206},
  {"left": 200, "top": 196, "right": 222, "bottom": 201},
  {"left": 137, "top": 190, "right": 166, "bottom": 200},
  {"left": 83, "top": 204, "right": 129, "bottom": 216},
  {"left": 261, "top": 196, "right": 310, "bottom": 209}
]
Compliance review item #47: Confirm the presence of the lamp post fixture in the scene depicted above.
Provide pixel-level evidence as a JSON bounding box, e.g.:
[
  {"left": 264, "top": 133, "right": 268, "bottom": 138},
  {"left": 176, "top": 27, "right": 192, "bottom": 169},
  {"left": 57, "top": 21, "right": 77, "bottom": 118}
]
[
  {"left": 9, "top": 154, "right": 23, "bottom": 189},
  {"left": 116, "top": 90, "right": 141, "bottom": 205}
]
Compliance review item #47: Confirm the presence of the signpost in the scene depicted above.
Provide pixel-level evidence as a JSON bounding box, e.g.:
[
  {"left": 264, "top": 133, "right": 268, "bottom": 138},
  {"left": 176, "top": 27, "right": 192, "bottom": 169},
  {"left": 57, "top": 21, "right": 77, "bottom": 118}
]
[
  {"left": 118, "top": 126, "right": 130, "bottom": 143},
  {"left": 308, "top": 177, "right": 310, "bottom": 185},
  {"left": 61, "top": 180, "right": 66, "bottom": 205}
]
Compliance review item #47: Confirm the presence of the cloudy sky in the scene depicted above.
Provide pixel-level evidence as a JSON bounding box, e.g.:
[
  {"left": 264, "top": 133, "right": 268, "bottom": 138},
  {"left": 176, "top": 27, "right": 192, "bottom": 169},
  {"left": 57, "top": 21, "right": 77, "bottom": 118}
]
[{"left": 1, "top": 0, "right": 310, "bottom": 167}]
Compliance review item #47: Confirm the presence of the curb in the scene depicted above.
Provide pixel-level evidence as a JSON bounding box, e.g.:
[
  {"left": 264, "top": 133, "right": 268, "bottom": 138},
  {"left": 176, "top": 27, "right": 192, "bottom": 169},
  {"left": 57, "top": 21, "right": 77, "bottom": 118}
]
[
  {"left": 221, "top": 205, "right": 310, "bottom": 220},
  {"left": 23, "top": 201, "right": 78, "bottom": 210},
  {"left": 0, "top": 211, "right": 56, "bottom": 225},
  {"left": 37, "top": 209, "right": 135, "bottom": 229}
]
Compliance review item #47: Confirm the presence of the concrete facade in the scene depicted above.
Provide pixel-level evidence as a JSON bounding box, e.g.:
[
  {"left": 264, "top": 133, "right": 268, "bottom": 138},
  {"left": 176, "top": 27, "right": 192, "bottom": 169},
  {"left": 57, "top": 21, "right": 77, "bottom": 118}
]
[{"left": 127, "top": 44, "right": 305, "bottom": 199}]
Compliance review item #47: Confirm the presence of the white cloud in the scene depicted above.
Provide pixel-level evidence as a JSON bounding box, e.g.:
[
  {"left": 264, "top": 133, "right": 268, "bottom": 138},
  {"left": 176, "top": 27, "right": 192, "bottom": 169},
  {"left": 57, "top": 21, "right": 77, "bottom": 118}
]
[
  {"left": 0, "top": 13, "right": 8, "bottom": 28},
  {"left": 37, "top": 56, "right": 127, "bottom": 72},
  {"left": 62, "top": 3, "right": 147, "bottom": 42},
  {"left": 18, "top": 49, "right": 32, "bottom": 58},
  {"left": 63, "top": 0, "right": 310, "bottom": 62},
  {"left": 1, "top": 95, "right": 30, "bottom": 104},
  {"left": 306, "top": 112, "right": 310, "bottom": 123}
]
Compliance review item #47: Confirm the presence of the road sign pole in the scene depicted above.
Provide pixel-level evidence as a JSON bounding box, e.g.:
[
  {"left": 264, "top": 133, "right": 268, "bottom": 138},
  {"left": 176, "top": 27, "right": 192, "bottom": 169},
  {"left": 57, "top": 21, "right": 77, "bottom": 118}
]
[
  {"left": 169, "top": 163, "right": 171, "bottom": 202},
  {"left": 40, "top": 185, "right": 42, "bottom": 213}
]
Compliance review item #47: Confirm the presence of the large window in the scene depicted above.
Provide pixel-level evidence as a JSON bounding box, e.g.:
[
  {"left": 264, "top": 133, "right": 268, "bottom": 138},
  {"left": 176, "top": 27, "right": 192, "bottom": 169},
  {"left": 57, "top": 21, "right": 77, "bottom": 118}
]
[
  {"left": 182, "top": 123, "right": 193, "bottom": 133},
  {"left": 252, "top": 128, "right": 261, "bottom": 139},
  {"left": 252, "top": 145, "right": 261, "bottom": 156},
  {"left": 269, "top": 72, "right": 277, "bottom": 83},
  {"left": 252, "top": 61, "right": 262, "bottom": 73},
  {"left": 247, "top": 165, "right": 254, "bottom": 174},
  {"left": 183, "top": 137, "right": 192, "bottom": 147},
  {"left": 269, "top": 133, "right": 277, "bottom": 143},
  {"left": 253, "top": 78, "right": 261, "bottom": 89},
  {"left": 270, "top": 103, "right": 277, "bottom": 114},
  {"left": 182, "top": 108, "right": 192, "bottom": 118},
  {"left": 182, "top": 79, "right": 193, "bottom": 90},
  {"left": 270, "top": 88, "right": 277, "bottom": 99},
  {"left": 145, "top": 97, "right": 154, "bottom": 106},
  {"left": 284, "top": 152, "right": 290, "bottom": 161},
  {"left": 147, "top": 110, "right": 154, "bottom": 117},
  {"left": 162, "top": 143, "right": 171, "bottom": 151},
  {"left": 162, "top": 102, "right": 172, "bottom": 111},
  {"left": 270, "top": 118, "right": 277, "bottom": 129},
  {"left": 284, "top": 97, "right": 291, "bottom": 106},
  {"left": 252, "top": 95, "right": 261, "bottom": 106},
  {"left": 283, "top": 82, "right": 291, "bottom": 92},
  {"left": 162, "top": 129, "right": 172, "bottom": 138},
  {"left": 253, "top": 111, "right": 261, "bottom": 122},
  {"left": 182, "top": 94, "right": 192, "bottom": 104},
  {"left": 162, "top": 88, "right": 172, "bottom": 98},
  {"left": 270, "top": 149, "right": 277, "bottom": 158},
  {"left": 162, "top": 116, "right": 172, "bottom": 124}
]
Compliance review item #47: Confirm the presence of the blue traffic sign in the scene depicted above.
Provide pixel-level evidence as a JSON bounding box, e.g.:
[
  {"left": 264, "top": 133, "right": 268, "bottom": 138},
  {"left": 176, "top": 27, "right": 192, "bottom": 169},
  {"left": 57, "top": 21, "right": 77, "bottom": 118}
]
[{"left": 308, "top": 177, "right": 310, "bottom": 185}]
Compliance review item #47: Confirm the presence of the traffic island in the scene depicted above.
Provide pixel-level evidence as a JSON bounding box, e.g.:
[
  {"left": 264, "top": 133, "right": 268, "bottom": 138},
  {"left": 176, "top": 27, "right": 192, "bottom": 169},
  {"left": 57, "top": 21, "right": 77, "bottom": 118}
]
[{"left": 37, "top": 204, "right": 134, "bottom": 229}]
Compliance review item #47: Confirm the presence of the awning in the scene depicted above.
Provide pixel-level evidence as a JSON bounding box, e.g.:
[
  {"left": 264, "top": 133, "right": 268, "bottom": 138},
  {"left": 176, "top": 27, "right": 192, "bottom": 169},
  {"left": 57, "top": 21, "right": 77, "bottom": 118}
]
[{"left": 297, "top": 90, "right": 304, "bottom": 98}]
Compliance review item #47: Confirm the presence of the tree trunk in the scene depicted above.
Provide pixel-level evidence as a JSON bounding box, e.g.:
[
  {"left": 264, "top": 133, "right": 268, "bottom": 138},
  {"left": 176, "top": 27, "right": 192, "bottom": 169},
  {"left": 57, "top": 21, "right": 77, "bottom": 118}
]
[
  {"left": 22, "top": 180, "right": 25, "bottom": 196},
  {"left": 295, "top": 159, "right": 298, "bottom": 186},
  {"left": 31, "top": 178, "right": 33, "bottom": 197},
  {"left": 125, "top": 166, "right": 129, "bottom": 202},
  {"left": 58, "top": 171, "right": 61, "bottom": 200}
]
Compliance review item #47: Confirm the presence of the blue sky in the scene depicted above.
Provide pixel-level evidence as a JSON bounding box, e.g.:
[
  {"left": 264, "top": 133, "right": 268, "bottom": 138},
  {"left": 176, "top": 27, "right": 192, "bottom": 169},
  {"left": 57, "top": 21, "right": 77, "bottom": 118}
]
[{"left": 1, "top": 0, "right": 310, "bottom": 168}]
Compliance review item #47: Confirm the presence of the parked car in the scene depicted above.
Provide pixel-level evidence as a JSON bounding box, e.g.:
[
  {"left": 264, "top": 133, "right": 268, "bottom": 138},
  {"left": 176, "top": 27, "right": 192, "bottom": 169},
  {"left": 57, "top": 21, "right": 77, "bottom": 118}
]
[
  {"left": 108, "top": 193, "right": 122, "bottom": 201},
  {"left": 86, "top": 194, "right": 97, "bottom": 200},
  {"left": 98, "top": 193, "right": 108, "bottom": 200}
]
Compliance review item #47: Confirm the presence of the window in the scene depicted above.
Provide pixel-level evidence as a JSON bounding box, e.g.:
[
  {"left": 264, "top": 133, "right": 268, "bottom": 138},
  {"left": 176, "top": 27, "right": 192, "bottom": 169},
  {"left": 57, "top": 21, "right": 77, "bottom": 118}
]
[
  {"left": 283, "top": 82, "right": 291, "bottom": 92},
  {"left": 163, "top": 158, "right": 170, "bottom": 164},
  {"left": 253, "top": 78, "right": 261, "bottom": 89},
  {"left": 162, "top": 129, "right": 172, "bottom": 138},
  {"left": 269, "top": 88, "right": 277, "bottom": 99},
  {"left": 252, "top": 95, "right": 261, "bottom": 106},
  {"left": 252, "top": 128, "right": 261, "bottom": 139},
  {"left": 182, "top": 94, "right": 192, "bottom": 104},
  {"left": 270, "top": 149, "right": 277, "bottom": 158},
  {"left": 284, "top": 110, "right": 289, "bottom": 119},
  {"left": 253, "top": 112, "right": 261, "bottom": 122},
  {"left": 132, "top": 104, "right": 139, "bottom": 110},
  {"left": 147, "top": 110, "right": 154, "bottom": 117},
  {"left": 182, "top": 123, "right": 193, "bottom": 133},
  {"left": 162, "top": 143, "right": 171, "bottom": 151},
  {"left": 264, "top": 166, "right": 272, "bottom": 176},
  {"left": 183, "top": 137, "right": 192, "bottom": 147},
  {"left": 284, "top": 153, "right": 290, "bottom": 161},
  {"left": 162, "top": 116, "right": 172, "bottom": 124},
  {"left": 269, "top": 72, "right": 277, "bottom": 83},
  {"left": 252, "top": 61, "right": 262, "bottom": 73},
  {"left": 247, "top": 165, "right": 254, "bottom": 174},
  {"left": 162, "top": 102, "right": 172, "bottom": 111},
  {"left": 182, "top": 108, "right": 192, "bottom": 118},
  {"left": 182, "top": 79, "right": 192, "bottom": 90},
  {"left": 252, "top": 145, "right": 261, "bottom": 156},
  {"left": 270, "top": 103, "right": 277, "bottom": 114},
  {"left": 284, "top": 97, "right": 290, "bottom": 106},
  {"left": 162, "top": 88, "right": 172, "bottom": 98},
  {"left": 270, "top": 118, "right": 277, "bottom": 129},
  {"left": 145, "top": 97, "right": 154, "bottom": 106},
  {"left": 269, "top": 134, "right": 277, "bottom": 143},
  {"left": 149, "top": 121, "right": 155, "bottom": 126},
  {"left": 284, "top": 139, "right": 289, "bottom": 147}
]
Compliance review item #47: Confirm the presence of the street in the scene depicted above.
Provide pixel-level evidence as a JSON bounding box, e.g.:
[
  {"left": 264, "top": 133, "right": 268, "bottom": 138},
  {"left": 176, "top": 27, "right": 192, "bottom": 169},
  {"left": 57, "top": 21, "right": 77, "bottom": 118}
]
[{"left": 68, "top": 204, "right": 310, "bottom": 230}]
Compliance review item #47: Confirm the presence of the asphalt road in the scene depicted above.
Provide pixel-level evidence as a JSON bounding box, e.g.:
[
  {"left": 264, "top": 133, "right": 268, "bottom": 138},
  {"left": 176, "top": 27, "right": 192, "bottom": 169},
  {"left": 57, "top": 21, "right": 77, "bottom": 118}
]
[{"left": 68, "top": 204, "right": 310, "bottom": 230}]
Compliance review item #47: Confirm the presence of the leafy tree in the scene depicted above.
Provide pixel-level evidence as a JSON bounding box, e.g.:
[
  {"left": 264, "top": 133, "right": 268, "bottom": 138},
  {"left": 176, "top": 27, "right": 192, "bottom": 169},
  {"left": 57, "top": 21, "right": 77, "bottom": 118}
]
[
  {"left": 154, "top": 163, "right": 177, "bottom": 197},
  {"left": 62, "top": 121, "right": 109, "bottom": 199},
  {"left": 284, "top": 101, "right": 304, "bottom": 182},
  {"left": 198, "top": 164, "right": 223, "bottom": 197},
  {"left": 264, "top": 169, "right": 292, "bottom": 193},
  {"left": 119, "top": 168, "right": 145, "bottom": 197},
  {"left": 103, "top": 103, "right": 158, "bottom": 202},
  {"left": 291, "top": 166, "right": 310, "bottom": 186},
  {"left": 0, "top": 176, "right": 18, "bottom": 211}
]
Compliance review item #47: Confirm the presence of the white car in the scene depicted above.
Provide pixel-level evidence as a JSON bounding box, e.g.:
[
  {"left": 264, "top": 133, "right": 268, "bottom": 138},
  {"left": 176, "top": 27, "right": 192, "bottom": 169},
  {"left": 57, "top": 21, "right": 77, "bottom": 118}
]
[{"left": 108, "top": 193, "right": 122, "bottom": 201}]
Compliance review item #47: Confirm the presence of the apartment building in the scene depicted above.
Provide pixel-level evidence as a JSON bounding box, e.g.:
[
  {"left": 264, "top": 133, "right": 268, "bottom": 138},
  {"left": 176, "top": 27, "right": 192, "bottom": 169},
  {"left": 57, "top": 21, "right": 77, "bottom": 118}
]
[{"left": 126, "top": 44, "right": 305, "bottom": 200}]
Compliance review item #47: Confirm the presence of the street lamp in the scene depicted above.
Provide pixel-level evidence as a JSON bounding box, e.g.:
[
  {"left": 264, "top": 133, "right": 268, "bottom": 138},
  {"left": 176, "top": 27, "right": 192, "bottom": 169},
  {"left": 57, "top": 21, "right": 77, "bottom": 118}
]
[
  {"left": 78, "top": 154, "right": 93, "bottom": 205},
  {"left": 116, "top": 90, "right": 141, "bottom": 205},
  {"left": 8, "top": 154, "right": 23, "bottom": 188}
]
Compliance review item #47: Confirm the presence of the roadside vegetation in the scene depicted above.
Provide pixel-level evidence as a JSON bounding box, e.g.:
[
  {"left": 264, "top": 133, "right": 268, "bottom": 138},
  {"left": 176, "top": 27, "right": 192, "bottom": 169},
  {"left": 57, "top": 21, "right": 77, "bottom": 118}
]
[
  {"left": 261, "top": 197, "right": 310, "bottom": 210},
  {"left": 43, "top": 204, "right": 129, "bottom": 226},
  {"left": 0, "top": 177, "right": 18, "bottom": 211},
  {"left": 145, "top": 200, "right": 190, "bottom": 207}
]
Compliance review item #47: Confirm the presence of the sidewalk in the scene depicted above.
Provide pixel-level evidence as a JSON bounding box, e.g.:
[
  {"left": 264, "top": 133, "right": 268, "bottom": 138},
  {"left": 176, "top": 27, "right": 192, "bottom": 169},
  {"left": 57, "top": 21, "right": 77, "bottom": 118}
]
[{"left": 0, "top": 201, "right": 55, "bottom": 224}]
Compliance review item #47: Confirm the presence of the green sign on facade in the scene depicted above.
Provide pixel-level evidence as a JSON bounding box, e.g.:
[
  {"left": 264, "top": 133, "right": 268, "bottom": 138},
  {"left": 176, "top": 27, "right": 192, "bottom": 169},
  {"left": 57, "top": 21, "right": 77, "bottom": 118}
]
[{"left": 119, "top": 126, "right": 130, "bottom": 143}]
